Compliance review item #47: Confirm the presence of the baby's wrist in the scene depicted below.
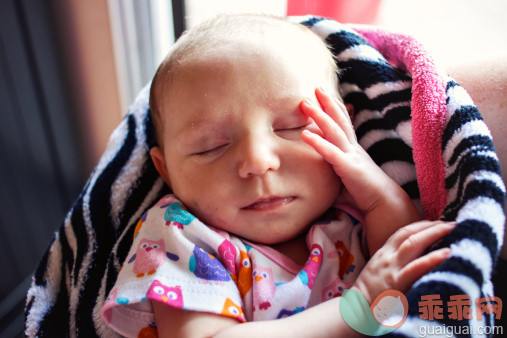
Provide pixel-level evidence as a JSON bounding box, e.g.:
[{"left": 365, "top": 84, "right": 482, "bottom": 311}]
[
  {"left": 367, "top": 182, "right": 420, "bottom": 220},
  {"left": 351, "top": 280, "right": 372, "bottom": 306}
]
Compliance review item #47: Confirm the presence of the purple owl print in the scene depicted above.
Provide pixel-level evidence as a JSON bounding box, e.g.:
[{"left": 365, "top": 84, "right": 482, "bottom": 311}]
[
  {"left": 189, "top": 245, "right": 230, "bottom": 282},
  {"left": 128, "top": 238, "right": 179, "bottom": 278},
  {"left": 277, "top": 306, "right": 305, "bottom": 319},
  {"left": 146, "top": 280, "right": 184, "bottom": 308},
  {"left": 298, "top": 243, "right": 323, "bottom": 289},
  {"left": 252, "top": 265, "right": 275, "bottom": 311}
]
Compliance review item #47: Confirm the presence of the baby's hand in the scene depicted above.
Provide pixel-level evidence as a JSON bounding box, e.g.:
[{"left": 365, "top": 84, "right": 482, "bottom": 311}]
[
  {"left": 300, "top": 87, "right": 394, "bottom": 212},
  {"left": 352, "top": 220, "right": 455, "bottom": 305}
]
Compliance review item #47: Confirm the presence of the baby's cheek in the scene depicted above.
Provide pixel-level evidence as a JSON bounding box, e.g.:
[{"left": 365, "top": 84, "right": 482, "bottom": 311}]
[
  {"left": 184, "top": 196, "right": 231, "bottom": 228},
  {"left": 182, "top": 195, "right": 213, "bottom": 218},
  {"left": 314, "top": 159, "right": 342, "bottom": 202}
]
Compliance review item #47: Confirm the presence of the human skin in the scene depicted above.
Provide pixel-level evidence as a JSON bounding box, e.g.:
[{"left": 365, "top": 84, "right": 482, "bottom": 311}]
[{"left": 150, "top": 42, "right": 342, "bottom": 252}]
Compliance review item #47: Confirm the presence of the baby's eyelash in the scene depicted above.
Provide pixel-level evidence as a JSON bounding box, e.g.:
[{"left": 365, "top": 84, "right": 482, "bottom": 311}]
[
  {"left": 276, "top": 123, "right": 310, "bottom": 132},
  {"left": 193, "top": 123, "right": 310, "bottom": 156},
  {"left": 194, "top": 144, "right": 227, "bottom": 156}
]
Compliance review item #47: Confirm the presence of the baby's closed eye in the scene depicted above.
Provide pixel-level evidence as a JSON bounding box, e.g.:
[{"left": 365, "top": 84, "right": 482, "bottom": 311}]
[
  {"left": 193, "top": 143, "right": 229, "bottom": 156},
  {"left": 275, "top": 123, "right": 310, "bottom": 133},
  {"left": 274, "top": 115, "right": 314, "bottom": 139}
]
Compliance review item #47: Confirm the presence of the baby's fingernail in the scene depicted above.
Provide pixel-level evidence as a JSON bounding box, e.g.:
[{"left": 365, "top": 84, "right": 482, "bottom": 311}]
[
  {"left": 319, "top": 86, "right": 326, "bottom": 93},
  {"left": 447, "top": 221, "right": 458, "bottom": 227},
  {"left": 442, "top": 248, "right": 452, "bottom": 257},
  {"left": 303, "top": 99, "right": 312, "bottom": 106}
]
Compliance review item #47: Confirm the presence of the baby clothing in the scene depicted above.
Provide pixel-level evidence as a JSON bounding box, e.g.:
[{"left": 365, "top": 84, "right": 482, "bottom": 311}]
[{"left": 101, "top": 194, "right": 367, "bottom": 337}]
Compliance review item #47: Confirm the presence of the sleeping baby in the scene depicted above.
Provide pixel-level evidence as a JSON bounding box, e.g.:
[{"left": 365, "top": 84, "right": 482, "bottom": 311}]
[{"left": 101, "top": 14, "right": 456, "bottom": 337}]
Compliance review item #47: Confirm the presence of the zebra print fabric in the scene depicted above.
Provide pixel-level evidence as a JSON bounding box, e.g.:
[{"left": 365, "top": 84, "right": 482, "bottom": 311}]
[{"left": 25, "top": 17, "right": 505, "bottom": 337}]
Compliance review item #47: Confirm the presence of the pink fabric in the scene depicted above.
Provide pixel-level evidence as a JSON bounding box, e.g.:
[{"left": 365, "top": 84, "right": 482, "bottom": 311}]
[
  {"left": 351, "top": 26, "right": 448, "bottom": 220},
  {"left": 242, "top": 240, "right": 303, "bottom": 275},
  {"left": 286, "top": 0, "right": 383, "bottom": 24}
]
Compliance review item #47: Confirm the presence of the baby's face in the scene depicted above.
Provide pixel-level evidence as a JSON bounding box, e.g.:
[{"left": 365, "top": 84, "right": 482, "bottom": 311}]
[{"left": 153, "top": 43, "right": 341, "bottom": 245}]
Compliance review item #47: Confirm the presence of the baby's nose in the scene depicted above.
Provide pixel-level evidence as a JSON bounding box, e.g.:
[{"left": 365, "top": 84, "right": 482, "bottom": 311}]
[{"left": 237, "top": 137, "right": 280, "bottom": 179}]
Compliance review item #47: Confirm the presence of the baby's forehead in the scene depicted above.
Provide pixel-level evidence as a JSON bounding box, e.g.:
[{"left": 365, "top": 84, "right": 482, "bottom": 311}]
[
  {"left": 179, "top": 34, "right": 332, "bottom": 78},
  {"left": 175, "top": 18, "right": 331, "bottom": 65},
  {"left": 155, "top": 19, "right": 337, "bottom": 127}
]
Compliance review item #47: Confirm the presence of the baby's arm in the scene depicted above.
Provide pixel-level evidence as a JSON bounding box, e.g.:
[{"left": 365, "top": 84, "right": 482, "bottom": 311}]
[
  {"left": 301, "top": 88, "right": 421, "bottom": 254},
  {"left": 154, "top": 296, "right": 358, "bottom": 338},
  {"left": 153, "top": 220, "right": 454, "bottom": 337}
]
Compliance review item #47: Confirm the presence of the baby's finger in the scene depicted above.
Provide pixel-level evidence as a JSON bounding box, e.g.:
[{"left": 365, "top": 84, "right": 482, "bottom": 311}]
[
  {"left": 388, "top": 220, "right": 451, "bottom": 248},
  {"left": 301, "top": 99, "right": 349, "bottom": 150},
  {"left": 396, "top": 221, "right": 456, "bottom": 265},
  {"left": 397, "top": 248, "right": 451, "bottom": 291},
  {"left": 315, "top": 87, "right": 356, "bottom": 142},
  {"left": 302, "top": 130, "right": 346, "bottom": 168}
]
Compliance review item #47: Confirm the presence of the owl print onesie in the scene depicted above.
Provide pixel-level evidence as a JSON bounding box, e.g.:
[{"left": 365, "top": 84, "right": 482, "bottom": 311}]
[{"left": 101, "top": 194, "right": 367, "bottom": 337}]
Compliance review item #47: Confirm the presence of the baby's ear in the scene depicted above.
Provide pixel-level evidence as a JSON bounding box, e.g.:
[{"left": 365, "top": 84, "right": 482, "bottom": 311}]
[
  {"left": 150, "top": 147, "right": 172, "bottom": 188},
  {"left": 345, "top": 104, "right": 355, "bottom": 123}
]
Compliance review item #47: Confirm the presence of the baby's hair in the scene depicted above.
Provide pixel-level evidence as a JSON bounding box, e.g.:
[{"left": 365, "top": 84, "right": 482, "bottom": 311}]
[{"left": 149, "top": 14, "right": 340, "bottom": 148}]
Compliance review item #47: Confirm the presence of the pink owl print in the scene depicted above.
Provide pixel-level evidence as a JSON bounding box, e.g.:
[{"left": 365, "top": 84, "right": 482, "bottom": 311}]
[
  {"left": 298, "top": 243, "right": 323, "bottom": 289},
  {"left": 146, "top": 280, "right": 184, "bottom": 308},
  {"left": 217, "top": 240, "right": 237, "bottom": 275},
  {"left": 252, "top": 265, "right": 275, "bottom": 311},
  {"left": 321, "top": 277, "right": 351, "bottom": 302},
  {"left": 155, "top": 194, "right": 175, "bottom": 207},
  {"left": 128, "top": 238, "right": 179, "bottom": 278}
]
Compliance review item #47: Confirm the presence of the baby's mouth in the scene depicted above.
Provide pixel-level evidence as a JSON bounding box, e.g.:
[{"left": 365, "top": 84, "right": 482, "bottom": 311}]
[{"left": 242, "top": 196, "right": 295, "bottom": 211}]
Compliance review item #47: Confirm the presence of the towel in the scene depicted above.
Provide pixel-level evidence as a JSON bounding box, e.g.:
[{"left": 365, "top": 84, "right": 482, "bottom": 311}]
[{"left": 25, "top": 16, "right": 505, "bottom": 337}]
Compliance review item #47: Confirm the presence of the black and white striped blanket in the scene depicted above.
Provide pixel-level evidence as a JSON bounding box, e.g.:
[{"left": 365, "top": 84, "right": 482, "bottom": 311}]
[{"left": 25, "top": 17, "right": 505, "bottom": 337}]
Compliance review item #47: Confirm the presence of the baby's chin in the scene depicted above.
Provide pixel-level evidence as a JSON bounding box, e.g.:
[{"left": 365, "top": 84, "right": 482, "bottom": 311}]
[
  {"left": 191, "top": 205, "right": 316, "bottom": 245},
  {"left": 253, "top": 228, "right": 309, "bottom": 246}
]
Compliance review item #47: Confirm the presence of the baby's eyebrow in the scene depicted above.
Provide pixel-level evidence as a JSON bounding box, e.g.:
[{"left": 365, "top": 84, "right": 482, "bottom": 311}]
[
  {"left": 176, "top": 117, "right": 221, "bottom": 135},
  {"left": 176, "top": 120, "right": 225, "bottom": 145},
  {"left": 187, "top": 119, "right": 225, "bottom": 134}
]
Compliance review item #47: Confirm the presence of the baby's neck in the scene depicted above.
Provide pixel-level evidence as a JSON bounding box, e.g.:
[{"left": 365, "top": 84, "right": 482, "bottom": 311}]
[{"left": 270, "top": 232, "right": 310, "bottom": 267}]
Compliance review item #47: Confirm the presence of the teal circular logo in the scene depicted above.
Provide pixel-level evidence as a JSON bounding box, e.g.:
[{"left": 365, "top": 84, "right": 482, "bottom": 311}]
[{"left": 340, "top": 289, "right": 408, "bottom": 336}]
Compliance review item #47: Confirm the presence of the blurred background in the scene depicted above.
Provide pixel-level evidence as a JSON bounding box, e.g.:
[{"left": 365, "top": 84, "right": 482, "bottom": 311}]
[{"left": 0, "top": 0, "right": 506, "bottom": 336}]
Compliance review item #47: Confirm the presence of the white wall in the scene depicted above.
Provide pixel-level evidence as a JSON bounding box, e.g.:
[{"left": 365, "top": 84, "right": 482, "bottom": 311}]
[
  {"left": 185, "top": 0, "right": 507, "bottom": 68},
  {"left": 376, "top": 0, "right": 507, "bottom": 68}
]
